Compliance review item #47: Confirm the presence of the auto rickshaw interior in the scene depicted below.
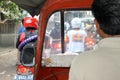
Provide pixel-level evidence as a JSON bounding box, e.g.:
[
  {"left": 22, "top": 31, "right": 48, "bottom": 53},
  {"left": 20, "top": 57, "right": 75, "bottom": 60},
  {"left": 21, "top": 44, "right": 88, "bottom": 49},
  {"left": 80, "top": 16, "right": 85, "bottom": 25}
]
[{"left": 41, "top": 9, "right": 101, "bottom": 67}]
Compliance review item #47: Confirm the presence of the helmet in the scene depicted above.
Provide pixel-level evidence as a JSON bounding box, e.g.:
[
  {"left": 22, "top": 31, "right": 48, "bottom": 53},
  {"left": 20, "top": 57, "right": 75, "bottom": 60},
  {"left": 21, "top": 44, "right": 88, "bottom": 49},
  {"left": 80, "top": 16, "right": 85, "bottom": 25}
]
[
  {"left": 23, "top": 17, "right": 38, "bottom": 29},
  {"left": 71, "top": 17, "right": 81, "bottom": 28}
]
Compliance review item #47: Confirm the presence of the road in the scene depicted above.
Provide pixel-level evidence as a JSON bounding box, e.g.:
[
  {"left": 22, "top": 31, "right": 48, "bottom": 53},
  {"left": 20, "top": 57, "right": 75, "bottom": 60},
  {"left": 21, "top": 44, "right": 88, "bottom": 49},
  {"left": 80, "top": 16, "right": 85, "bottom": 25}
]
[{"left": 0, "top": 48, "right": 17, "bottom": 80}]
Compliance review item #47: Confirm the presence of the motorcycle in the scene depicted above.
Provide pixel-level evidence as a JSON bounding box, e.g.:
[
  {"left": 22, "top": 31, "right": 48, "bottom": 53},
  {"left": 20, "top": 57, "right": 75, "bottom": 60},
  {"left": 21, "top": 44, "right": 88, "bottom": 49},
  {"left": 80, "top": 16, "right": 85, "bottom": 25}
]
[
  {"left": 51, "top": 39, "right": 61, "bottom": 54},
  {"left": 14, "top": 35, "right": 37, "bottom": 80},
  {"left": 85, "top": 36, "right": 95, "bottom": 51},
  {"left": 14, "top": 65, "right": 34, "bottom": 80}
]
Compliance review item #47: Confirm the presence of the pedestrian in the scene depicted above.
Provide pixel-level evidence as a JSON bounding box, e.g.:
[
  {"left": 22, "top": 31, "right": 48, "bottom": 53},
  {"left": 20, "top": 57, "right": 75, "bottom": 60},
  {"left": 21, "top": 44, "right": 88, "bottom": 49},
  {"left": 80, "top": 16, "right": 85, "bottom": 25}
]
[
  {"left": 66, "top": 17, "right": 87, "bottom": 53},
  {"left": 18, "top": 18, "right": 26, "bottom": 35},
  {"left": 69, "top": 0, "right": 120, "bottom": 80}
]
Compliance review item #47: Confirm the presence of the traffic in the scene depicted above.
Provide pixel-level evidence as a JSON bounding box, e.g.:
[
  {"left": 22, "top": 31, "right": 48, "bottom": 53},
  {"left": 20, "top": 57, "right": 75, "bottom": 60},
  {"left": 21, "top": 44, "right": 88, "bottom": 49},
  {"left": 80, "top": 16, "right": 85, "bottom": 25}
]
[{"left": 10, "top": 0, "right": 117, "bottom": 80}]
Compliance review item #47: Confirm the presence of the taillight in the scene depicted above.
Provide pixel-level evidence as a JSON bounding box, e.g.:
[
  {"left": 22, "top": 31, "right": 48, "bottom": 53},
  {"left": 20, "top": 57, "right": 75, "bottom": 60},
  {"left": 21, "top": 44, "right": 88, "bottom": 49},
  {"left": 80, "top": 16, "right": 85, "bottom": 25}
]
[
  {"left": 88, "top": 40, "right": 94, "bottom": 45},
  {"left": 85, "top": 37, "right": 95, "bottom": 45},
  {"left": 17, "top": 65, "right": 34, "bottom": 75},
  {"left": 52, "top": 43, "right": 61, "bottom": 49},
  {"left": 19, "top": 67, "right": 27, "bottom": 74},
  {"left": 58, "top": 43, "right": 61, "bottom": 48}
]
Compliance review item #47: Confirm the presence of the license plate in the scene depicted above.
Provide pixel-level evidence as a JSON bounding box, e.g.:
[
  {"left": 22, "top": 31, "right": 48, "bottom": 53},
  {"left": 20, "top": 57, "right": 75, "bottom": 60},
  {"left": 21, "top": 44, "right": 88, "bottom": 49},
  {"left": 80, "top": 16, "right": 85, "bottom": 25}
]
[{"left": 14, "top": 74, "right": 33, "bottom": 80}]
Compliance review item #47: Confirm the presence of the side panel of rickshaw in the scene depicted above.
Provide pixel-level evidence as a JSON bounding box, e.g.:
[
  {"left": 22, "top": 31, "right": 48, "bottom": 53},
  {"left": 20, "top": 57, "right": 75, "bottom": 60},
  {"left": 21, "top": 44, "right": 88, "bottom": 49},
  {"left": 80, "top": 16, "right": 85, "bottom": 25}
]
[{"left": 34, "top": 0, "right": 95, "bottom": 80}]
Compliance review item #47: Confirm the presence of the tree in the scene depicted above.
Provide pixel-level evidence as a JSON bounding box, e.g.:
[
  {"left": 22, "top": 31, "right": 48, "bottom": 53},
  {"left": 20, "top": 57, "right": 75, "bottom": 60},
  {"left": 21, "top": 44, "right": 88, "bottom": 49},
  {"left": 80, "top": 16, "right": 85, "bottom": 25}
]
[{"left": 0, "top": 0, "right": 27, "bottom": 23}]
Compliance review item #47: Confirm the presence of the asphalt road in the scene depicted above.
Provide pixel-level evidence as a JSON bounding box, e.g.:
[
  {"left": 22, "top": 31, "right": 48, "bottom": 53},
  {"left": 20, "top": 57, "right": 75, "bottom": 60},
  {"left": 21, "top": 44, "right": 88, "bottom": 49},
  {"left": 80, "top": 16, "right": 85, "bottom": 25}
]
[{"left": 0, "top": 47, "right": 17, "bottom": 80}]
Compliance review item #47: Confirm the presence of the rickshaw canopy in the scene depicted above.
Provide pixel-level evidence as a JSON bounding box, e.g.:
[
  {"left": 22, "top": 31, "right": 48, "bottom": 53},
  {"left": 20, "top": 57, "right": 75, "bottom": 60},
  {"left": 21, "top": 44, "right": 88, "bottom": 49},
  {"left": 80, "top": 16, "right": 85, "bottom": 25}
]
[{"left": 10, "top": 0, "right": 46, "bottom": 16}]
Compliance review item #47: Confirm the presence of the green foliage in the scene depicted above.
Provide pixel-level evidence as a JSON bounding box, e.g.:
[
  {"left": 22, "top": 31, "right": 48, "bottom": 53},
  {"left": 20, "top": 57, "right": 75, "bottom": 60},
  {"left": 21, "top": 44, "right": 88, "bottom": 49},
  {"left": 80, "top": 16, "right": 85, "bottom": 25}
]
[{"left": 0, "top": 0, "right": 26, "bottom": 20}]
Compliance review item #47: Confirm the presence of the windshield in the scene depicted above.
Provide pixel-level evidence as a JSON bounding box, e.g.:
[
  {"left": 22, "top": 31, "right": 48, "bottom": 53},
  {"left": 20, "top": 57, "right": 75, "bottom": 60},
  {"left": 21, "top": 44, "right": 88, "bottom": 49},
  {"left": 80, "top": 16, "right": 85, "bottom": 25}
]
[{"left": 42, "top": 10, "right": 101, "bottom": 67}]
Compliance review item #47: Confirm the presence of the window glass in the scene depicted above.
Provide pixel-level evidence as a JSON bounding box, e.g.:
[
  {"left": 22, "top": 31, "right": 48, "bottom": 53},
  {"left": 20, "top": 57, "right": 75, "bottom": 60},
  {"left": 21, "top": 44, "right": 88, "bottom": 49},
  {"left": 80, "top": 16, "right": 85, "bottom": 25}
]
[{"left": 42, "top": 11, "right": 101, "bottom": 67}]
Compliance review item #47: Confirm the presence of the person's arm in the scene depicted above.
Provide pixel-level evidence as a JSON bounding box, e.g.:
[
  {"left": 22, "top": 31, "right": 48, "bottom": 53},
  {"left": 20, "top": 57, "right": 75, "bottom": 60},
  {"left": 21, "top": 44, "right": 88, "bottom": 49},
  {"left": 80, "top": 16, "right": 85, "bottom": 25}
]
[
  {"left": 16, "top": 35, "right": 20, "bottom": 48},
  {"left": 69, "top": 58, "right": 78, "bottom": 80},
  {"left": 69, "top": 55, "right": 85, "bottom": 80},
  {"left": 65, "top": 35, "right": 69, "bottom": 43},
  {"left": 65, "top": 31, "right": 70, "bottom": 43},
  {"left": 84, "top": 30, "right": 88, "bottom": 43}
]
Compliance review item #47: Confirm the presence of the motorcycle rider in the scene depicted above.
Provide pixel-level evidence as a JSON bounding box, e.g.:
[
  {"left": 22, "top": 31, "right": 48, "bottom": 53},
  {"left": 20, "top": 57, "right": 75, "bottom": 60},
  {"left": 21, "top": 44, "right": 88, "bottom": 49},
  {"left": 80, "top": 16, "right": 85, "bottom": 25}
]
[
  {"left": 66, "top": 17, "right": 87, "bottom": 53},
  {"left": 50, "top": 21, "right": 61, "bottom": 39},
  {"left": 16, "top": 17, "right": 38, "bottom": 65},
  {"left": 16, "top": 17, "right": 38, "bottom": 48}
]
